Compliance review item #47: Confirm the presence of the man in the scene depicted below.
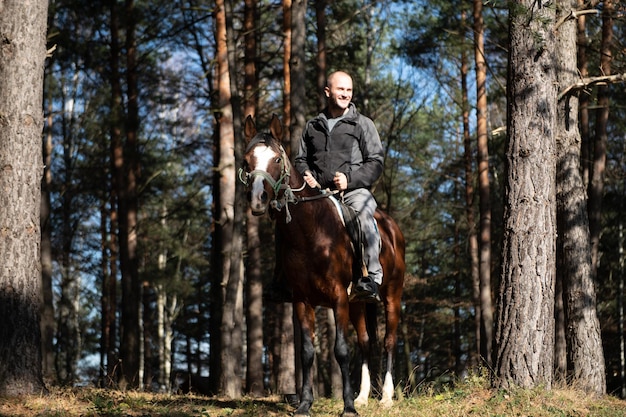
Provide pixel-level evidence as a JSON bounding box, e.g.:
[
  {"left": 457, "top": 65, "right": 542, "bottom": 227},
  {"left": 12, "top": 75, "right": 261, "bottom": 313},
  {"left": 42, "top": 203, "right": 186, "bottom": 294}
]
[{"left": 295, "top": 71, "right": 384, "bottom": 302}]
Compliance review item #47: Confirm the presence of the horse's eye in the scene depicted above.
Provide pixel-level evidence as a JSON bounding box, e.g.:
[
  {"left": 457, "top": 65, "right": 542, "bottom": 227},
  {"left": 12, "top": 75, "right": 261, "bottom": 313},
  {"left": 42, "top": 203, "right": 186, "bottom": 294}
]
[{"left": 274, "top": 157, "right": 281, "bottom": 164}]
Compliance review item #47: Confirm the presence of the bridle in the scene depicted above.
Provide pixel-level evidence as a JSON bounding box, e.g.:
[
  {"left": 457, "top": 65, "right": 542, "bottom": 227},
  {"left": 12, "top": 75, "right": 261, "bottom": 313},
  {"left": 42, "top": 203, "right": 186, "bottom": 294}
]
[
  {"left": 238, "top": 139, "right": 337, "bottom": 223},
  {"left": 238, "top": 141, "right": 304, "bottom": 223}
]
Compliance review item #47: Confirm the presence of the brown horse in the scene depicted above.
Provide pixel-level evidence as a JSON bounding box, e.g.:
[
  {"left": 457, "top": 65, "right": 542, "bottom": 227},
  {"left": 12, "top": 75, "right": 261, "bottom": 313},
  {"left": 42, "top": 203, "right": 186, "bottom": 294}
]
[{"left": 240, "top": 115, "right": 405, "bottom": 417}]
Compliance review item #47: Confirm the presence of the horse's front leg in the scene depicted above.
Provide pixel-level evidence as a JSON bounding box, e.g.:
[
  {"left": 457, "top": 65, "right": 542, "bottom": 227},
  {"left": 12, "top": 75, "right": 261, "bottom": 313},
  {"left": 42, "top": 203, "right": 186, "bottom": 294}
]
[
  {"left": 349, "top": 302, "right": 371, "bottom": 408},
  {"left": 293, "top": 302, "right": 316, "bottom": 417},
  {"left": 334, "top": 299, "right": 358, "bottom": 417}
]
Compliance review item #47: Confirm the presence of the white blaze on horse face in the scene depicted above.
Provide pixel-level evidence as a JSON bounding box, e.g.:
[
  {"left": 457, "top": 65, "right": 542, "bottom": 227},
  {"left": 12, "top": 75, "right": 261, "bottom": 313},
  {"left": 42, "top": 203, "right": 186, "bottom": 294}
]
[{"left": 249, "top": 145, "right": 275, "bottom": 213}]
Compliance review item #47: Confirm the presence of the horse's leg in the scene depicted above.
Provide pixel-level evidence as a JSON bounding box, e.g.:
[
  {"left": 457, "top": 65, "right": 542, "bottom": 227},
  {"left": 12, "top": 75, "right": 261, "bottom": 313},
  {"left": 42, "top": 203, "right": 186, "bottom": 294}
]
[
  {"left": 380, "top": 294, "right": 401, "bottom": 407},
  {"left": 293, "top": 302, "right": 316, "bottom": 417},
  {"left": 349, "top": 302, "right": 371, "bottom": 407},
  {"left": 334, "top": 299, "right": 358, "bottom": 417}
]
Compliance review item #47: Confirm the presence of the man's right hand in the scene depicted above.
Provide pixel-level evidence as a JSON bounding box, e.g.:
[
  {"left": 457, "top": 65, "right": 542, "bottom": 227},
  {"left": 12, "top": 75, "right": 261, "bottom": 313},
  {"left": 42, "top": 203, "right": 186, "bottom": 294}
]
[{"left": 303, "top": 171, "right": 321, "bottom": 189}]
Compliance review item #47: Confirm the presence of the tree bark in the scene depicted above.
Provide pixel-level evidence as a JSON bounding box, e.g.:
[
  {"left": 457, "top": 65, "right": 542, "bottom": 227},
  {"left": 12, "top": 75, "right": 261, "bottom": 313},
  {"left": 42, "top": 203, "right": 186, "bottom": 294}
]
[
  {"left": 243, "top": 0, "right": 264, "bottom": 397},
  {"left": 118, "top": 0, "right": 142, "bottom": 388},
  {"left": 588, "top": 0, "right": 612, "bottom": 282},
  {"left": 282, "top": 0, "right": 292, "bottom": 155},
  {"left": 106, "top": 0, "right": 122, "bottom": 386},
  {"left": 555, "top": 0, "right": 606, "bottom": 395},
  {"left": 315, "top": 0, "right": 327, "bottom": 111},
  {"left": 461, "top": 12, "right": 480, "bottom": 369},
  {"left": 0, "top": 0, "right": 48, "bottom": 396},
  {"left": 56, "top": 71, "right": 82, "bottom": 386},
  {"left": 473, "top": 0, "right": 493, "bottom": 368},
  {"left": 215, "top": 0, "right": 243, "bottom": 399},
  {"left": 577, "top": 0, "right": 590, "bottom": 189},
  {"left": 494, "top": 0, "right": 557, "bottom": 390},
  {"left": 290, "top": 0, "right": 307, "bottom": 154},
  {"left": 41, "top": 88, "right": 56, "bottom": 383}
]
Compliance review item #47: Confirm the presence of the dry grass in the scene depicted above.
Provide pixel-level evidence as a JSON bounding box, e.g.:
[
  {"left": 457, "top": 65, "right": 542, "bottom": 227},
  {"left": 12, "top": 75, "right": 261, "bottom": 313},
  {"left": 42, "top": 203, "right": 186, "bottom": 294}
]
[{"left": 1, "top": 376, "right": 625, "bottom": 417}]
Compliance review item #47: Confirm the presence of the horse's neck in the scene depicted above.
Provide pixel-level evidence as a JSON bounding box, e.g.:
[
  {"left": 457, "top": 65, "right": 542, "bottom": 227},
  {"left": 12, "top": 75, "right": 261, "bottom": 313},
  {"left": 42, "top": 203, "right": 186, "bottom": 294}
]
[{"left": 286, "top": 162, "right": 317, "bottom": 198}]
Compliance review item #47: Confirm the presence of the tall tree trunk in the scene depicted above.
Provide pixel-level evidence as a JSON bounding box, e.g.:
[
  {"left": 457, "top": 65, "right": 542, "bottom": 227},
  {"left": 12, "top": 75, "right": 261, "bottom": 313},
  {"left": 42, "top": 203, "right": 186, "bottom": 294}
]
[
  {"left": 155, "top": 205, "right": 169, "bottom": 392},
  {"left": 577, "top": 0, "right": 591, "bottom": 189},
  {"left": 215, "top": 0, "right": 243, "bottom": 399},
  {"left": 41, "top": 90, "right": 56, "bottom": 383},
  {"left": 118, "top": 0, "right": 142, "bottom": 388},
  {"left": 588, "top": 0, "right": 612, "bottom": 281},
  {"left": 99, "top": 198, "right": 116, "bottom": 387},
  {"left": 0, "top": 0, "right": 48, "bottom": 396},
  {"left": 106, "top": 0, "right": 122, "bottom": 386},
  {"left": 269, "top": 0, "right": 300, "bottom": 401},
  {"left": 278, "top": 0, "right": 308, "bottom": 400},
  {"left": 243, "top": 0, "right": 264, "bottom": 397},
  {"left": 313, "top": 0, "right": 341, "bottom": 396},
  {"left": 460, "top": 16, "right": 480, "bottom": 369},
  {"left": 617, "top": 218, "right": 626, "bottom": 398},
  {"left": 315, "top": 0, "right": 327, "bottom": 111},
  {"left": 473, "top": 0, "right": 493, "bottom": 368},
  {"left": 290, "top": 0, "right": 307, "bottom": 154},
  {"left": 555, "top": 0, "right": 606, "bottom": 395},
  {"left": 57, "top": 76, "right": 81, "bottom": 386},
  {"left": 282, "top": 0, "right": 292, "bottom": 156},
  {"left": 494, "top": 0, "right": 557, "bottom": 390}
]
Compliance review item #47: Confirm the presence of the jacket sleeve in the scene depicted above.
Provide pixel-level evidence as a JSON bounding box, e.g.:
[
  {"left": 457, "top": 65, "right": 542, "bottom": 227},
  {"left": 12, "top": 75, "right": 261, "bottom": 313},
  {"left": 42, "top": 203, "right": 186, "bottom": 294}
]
[
  {"left": 346, "top": 116, "right": 384, "bottom": 189},
  {"left": 294, "top": 124, "right": 313, "bottom": 177}
]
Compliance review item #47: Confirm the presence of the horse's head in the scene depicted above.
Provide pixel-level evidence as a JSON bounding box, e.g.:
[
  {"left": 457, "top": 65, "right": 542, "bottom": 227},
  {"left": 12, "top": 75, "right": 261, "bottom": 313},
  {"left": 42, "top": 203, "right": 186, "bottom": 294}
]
[{"left": 240, "top": 114, "right": 290, "bottom": 215}]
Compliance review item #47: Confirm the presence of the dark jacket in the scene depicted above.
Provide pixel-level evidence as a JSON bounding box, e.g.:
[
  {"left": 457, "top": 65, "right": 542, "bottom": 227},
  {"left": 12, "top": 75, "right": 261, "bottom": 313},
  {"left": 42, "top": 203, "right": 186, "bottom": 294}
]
[{"left": 294, "top": 103, "right": 384, "bottom": 191}]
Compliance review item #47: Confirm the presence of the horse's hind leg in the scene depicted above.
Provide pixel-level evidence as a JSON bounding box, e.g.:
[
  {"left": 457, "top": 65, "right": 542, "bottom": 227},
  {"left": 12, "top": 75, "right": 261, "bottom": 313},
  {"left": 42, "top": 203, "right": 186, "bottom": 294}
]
[{"left": 293, "top": 303, "right": 316, "bottom": 417}]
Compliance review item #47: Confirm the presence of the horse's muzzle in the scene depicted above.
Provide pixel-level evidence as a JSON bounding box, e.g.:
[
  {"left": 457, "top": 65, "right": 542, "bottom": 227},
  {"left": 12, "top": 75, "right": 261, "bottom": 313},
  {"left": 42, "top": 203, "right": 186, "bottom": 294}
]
[{"left": 247, "top": 190, "right": 268, "bottom": 215}]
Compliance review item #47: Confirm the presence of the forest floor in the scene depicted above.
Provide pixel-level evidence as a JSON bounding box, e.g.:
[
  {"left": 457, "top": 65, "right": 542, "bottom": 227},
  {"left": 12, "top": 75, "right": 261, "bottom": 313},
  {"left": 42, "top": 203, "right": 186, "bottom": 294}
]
[{"left": 1, "top": 376, "right": 625, "bottom": 417}]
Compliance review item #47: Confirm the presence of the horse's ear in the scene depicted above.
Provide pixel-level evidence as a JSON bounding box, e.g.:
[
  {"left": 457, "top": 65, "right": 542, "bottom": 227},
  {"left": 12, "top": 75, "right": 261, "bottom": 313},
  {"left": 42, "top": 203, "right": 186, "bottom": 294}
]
[
  {"left": 269, "top": 114, "right": 283, "bottom": 141},
  {"left": 244, "top": 115, "right": 256, "bottom": 144}
]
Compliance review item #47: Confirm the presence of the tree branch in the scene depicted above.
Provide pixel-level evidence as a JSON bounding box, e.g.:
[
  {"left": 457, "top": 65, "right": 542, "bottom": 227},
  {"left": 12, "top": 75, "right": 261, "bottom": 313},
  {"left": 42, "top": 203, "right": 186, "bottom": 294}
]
[
  {"left": 555, "top": 8, "right": 600, "bottom": 31},
  {"left": 558, "top": 73, "right": 626, "bottom": 101}
]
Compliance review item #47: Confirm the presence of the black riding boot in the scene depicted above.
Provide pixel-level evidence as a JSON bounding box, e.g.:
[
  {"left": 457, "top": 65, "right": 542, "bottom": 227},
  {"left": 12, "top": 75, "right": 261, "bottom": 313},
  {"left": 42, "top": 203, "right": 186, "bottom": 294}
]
[{"left": 349, "top": 276, "right": 380, "bottom": 303}]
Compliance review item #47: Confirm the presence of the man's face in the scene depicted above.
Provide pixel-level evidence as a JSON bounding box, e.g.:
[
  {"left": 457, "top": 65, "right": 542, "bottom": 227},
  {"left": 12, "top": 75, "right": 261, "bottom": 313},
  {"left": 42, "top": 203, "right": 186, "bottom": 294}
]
[{"left": 325, "top": 74, "right": 353, "bottom": 113}]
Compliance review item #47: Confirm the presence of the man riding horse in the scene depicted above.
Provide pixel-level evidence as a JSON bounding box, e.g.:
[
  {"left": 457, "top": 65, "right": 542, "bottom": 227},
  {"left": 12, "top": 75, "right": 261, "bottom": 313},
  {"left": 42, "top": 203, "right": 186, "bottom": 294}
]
[{"left": 293, "top": 70, "right": 383, "bottom": 303}]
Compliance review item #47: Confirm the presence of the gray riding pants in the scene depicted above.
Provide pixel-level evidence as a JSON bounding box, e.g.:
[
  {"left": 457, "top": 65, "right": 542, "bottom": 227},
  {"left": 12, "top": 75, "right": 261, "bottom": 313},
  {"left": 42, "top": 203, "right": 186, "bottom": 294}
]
[{"left": 342, "top": 188, "right": 383, "bottom": 285}]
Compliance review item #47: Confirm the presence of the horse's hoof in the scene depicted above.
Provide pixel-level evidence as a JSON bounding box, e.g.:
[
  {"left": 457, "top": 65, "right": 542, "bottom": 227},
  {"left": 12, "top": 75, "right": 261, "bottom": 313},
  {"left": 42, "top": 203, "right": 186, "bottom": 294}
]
[
  {"left": 341, "top": 411, "right": 359, "bottom": 417},
  {"left": 292, "top": 407, "right": 310, "bottom": 417},
  {"left": 354, "top": 396, "right": 368, "bottom": 407},
  {"left": 380, "top": 397, "right": 393, "bottom": 408}
]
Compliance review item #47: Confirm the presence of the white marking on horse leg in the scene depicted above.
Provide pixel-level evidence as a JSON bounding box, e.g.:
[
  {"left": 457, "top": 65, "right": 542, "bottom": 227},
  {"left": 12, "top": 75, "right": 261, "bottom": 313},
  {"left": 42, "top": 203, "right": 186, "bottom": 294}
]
[
  {"left": 380, "top": 370, "right": 394, "bottom": 408},
  {"left": 354, "top": 363, "right": 370, "bottom": 407}
]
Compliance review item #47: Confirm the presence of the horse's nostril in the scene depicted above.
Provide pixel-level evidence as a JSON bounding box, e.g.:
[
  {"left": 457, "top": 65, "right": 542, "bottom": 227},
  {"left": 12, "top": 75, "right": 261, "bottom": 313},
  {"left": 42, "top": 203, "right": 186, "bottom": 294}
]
[{"left": 260, "top": 191, "right": 268, "bottom": 203}]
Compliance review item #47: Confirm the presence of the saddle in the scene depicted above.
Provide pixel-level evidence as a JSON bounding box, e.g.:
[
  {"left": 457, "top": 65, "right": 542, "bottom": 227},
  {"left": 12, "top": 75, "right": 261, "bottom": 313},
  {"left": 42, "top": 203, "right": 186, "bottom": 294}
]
[{"left": 329, "top": 195, "right": 369, "bottom": 281}]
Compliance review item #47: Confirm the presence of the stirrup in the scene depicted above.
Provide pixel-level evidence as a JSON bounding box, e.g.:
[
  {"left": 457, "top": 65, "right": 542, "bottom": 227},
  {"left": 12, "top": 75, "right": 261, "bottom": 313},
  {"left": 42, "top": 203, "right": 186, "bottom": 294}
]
[{"left": 349, "top": 277, "right": 380, "bottom": 303}]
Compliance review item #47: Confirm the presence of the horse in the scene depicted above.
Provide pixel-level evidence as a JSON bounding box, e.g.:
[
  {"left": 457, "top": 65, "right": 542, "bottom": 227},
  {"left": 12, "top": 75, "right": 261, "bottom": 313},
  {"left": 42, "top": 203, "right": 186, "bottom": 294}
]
[{"left": 240, "top": 114, "right": 405, "bottom": 417}]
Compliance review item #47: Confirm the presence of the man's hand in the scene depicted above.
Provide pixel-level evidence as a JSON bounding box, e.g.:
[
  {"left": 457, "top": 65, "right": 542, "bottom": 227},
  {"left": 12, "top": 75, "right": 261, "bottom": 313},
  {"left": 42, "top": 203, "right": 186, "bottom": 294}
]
[
  {"left": 333, "top": 172, "right": 347, "bottom": 191},
  {"left": 303, "top": 170, "right": 321, "bottom": 189}
]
